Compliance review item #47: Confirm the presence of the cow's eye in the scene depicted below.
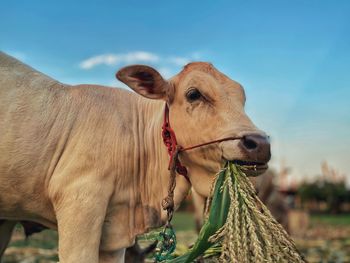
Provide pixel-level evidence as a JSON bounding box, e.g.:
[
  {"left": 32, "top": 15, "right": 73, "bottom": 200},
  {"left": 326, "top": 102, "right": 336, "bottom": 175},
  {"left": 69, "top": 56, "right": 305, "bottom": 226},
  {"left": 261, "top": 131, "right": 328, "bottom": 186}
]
[{"left": 186, "top": 88, "right": 202, "bottom": 102}]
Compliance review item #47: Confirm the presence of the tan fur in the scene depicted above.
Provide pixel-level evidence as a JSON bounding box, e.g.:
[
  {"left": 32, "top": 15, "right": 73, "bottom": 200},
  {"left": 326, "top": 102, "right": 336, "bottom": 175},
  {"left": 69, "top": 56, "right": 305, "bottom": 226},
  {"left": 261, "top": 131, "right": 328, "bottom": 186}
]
[{"left": 0, "top": 52, "right": 268, "bottom": 262}]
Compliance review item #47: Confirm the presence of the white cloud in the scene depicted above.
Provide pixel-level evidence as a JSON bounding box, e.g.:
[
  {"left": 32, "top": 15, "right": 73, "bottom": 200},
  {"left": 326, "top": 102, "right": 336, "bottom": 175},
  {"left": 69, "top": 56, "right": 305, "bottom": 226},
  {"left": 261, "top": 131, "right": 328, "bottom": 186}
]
[
  {"left": 167, "top": 56, "right": 191, "bottom": 66},
  {"left": 123, "top": 51, "right": 159, "bottom": 64},
  {"left": 80, "top": 51, "right": 160, "bottom": 69},
  {"left": 79, "top": 51, "right": 202, "bottom": 70}
]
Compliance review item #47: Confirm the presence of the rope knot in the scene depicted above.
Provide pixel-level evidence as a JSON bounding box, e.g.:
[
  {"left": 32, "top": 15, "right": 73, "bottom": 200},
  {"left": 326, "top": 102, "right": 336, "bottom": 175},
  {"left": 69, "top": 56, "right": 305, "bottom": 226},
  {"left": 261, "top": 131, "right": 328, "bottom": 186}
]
[{"left": 162, "top": 196, "right": 174, "bottom": 211}]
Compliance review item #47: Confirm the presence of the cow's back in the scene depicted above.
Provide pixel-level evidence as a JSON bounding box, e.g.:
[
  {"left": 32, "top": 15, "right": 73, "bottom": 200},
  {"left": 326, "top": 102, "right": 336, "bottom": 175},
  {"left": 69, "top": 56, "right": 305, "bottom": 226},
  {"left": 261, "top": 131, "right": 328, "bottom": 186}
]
[{"left": 0, "top": 52, "right": 61, "bottom": 95}]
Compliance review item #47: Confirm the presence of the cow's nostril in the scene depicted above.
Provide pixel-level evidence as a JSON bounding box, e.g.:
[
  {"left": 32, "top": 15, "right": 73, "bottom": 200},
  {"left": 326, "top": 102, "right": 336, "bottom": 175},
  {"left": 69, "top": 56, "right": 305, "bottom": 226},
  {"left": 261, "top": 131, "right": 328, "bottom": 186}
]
[
  {"left": 243, "top": 137, "right": 258, "bottom": 150},
  {"left": 238, "top": 134, "right": 271, "bottom": 163}
]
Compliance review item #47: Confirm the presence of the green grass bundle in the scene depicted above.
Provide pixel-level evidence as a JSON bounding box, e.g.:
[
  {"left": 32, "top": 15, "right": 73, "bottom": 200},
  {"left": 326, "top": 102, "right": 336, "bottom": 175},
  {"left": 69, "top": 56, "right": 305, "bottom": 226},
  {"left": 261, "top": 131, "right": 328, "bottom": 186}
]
[{"left": 167, "top": 162, "right": 305, "bottom": 263}]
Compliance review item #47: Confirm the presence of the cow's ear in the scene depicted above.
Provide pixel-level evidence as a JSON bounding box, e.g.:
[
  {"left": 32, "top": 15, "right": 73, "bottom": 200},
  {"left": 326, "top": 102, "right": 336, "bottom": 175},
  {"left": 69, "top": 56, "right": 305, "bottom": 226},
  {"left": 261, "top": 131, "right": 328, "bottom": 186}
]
[{"left": 116, "top": 65, "right": 170, "bottom": 100}]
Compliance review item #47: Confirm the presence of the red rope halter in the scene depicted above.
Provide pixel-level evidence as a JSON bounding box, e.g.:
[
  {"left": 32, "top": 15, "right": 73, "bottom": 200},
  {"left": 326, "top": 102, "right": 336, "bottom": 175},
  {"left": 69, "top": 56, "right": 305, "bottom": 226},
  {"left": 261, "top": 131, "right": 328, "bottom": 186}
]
[{"left": 161, "top": 104, "right": 242, "bottom": 180}]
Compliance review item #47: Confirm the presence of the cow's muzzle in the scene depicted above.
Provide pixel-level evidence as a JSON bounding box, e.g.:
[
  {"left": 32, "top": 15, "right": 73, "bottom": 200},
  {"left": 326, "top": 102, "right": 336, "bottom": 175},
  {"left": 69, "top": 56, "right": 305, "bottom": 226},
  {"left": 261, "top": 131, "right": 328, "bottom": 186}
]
[
  {"left": 221, "top": 133, "right": 271, "bottom": 176},
  {"left": 239, "top": 134, "right": 271, "bottom": 163}
]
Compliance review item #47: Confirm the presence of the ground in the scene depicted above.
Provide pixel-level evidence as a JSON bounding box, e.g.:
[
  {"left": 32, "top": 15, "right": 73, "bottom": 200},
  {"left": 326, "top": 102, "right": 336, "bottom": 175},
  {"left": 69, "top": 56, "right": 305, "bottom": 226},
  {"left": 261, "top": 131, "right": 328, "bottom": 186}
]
[{"left": 3, "top": 213, "right": 350, "bottom": 263}]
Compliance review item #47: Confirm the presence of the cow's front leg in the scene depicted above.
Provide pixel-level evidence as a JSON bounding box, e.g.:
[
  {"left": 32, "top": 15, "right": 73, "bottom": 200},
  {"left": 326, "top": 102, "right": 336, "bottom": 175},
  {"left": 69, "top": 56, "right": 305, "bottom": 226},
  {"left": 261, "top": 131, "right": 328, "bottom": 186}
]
[
  {"left": 52, "top": 180, "right": 113, "bottom": 263},
  {"left": 98, "top": 208, "right": 136, "bottom": 263},
  {"left": 99, "top": 249, "right": 125, "bottom": 263},
  {"left": 0, "top": 220, "right": 16, "bottom": 258}
]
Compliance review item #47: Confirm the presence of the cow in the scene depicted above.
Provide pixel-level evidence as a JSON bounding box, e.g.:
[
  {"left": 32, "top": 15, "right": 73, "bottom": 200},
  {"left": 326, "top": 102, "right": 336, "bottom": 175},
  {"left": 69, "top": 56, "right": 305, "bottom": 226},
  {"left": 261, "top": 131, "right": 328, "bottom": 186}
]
[{"left": 0, "top": 52, "right": 270, "bottom": 263}]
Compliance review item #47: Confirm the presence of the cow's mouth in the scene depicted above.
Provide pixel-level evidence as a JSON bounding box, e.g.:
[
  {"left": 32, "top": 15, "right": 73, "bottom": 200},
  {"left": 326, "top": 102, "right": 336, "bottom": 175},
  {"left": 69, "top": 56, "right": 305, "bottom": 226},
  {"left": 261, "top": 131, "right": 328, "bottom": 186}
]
[{"left": 232, "top": 160, "right": 268, "bottom": 176}]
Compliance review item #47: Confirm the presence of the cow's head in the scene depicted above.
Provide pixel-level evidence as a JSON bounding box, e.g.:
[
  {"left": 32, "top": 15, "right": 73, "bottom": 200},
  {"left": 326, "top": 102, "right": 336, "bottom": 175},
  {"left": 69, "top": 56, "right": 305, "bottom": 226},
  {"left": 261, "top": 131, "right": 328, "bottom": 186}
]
[{"left": 117, "top": 62, "right": 271, "bottom": 196}]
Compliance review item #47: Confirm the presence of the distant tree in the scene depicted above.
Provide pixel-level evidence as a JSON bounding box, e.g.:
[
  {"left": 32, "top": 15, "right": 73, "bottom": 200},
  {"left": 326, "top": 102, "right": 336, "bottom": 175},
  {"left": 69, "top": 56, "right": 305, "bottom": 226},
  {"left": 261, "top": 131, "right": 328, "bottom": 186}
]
[{"left": 298, "top": 178, "right": 349, "bottom": 213}]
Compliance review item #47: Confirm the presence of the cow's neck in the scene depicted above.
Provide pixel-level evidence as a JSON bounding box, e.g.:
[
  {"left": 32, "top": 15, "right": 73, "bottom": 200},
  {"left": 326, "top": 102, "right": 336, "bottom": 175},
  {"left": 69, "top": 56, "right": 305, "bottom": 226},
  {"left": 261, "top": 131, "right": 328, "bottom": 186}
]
[{"left": 132, "top": 98, "right": 191, "bottom": 234}]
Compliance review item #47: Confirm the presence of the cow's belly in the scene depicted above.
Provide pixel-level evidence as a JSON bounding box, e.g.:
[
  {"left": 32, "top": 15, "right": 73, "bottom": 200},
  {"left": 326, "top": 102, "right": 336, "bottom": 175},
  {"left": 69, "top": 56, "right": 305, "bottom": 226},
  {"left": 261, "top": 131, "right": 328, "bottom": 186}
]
[
  {"left": 0, "top": 159, "right": 57, "bottom": 228},
  {"left": 0, "top": 179, "right": 56, "bottom": 228},
  {"left": 0, "top": 206, "right": 56, "bottom": 230}
]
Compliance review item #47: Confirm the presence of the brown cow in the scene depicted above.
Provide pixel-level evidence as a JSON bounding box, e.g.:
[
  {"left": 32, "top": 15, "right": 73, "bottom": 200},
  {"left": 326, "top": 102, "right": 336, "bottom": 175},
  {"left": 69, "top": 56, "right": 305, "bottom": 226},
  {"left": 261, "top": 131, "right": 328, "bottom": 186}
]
[{"left": 0, "top": 52, "right": 270, "bottom": 262}]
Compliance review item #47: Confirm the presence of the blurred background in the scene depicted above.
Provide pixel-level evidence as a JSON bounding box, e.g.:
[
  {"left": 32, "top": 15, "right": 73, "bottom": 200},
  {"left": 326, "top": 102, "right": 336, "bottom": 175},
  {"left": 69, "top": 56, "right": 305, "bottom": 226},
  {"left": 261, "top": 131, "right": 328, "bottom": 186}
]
[{"left": 1, "top": 0, "right": 350, "bottom": 262}]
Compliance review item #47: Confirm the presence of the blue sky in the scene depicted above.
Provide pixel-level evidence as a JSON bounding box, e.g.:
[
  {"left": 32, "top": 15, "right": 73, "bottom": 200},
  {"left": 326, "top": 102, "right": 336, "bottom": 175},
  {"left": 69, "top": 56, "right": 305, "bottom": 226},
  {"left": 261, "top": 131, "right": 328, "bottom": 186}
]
[{"left": 1, "top": 0, "right": 350, "bottom": 185}]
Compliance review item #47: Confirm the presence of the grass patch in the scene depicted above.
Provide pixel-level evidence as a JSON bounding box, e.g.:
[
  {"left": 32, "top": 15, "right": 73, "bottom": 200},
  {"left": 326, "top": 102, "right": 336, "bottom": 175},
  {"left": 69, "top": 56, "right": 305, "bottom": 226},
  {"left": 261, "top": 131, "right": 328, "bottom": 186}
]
[
  {"left": 9, "top": 228, "right": 58, "bottom": 249},
  {"left": 310, "top": 213, "right": 350, "bottom": 226},
  {"left": 172, "top": 212, "right": 195, "bottom": 232}
]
